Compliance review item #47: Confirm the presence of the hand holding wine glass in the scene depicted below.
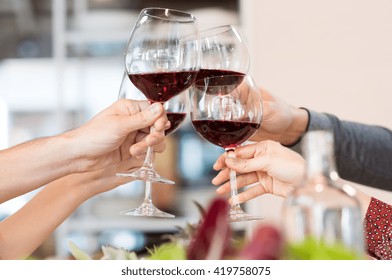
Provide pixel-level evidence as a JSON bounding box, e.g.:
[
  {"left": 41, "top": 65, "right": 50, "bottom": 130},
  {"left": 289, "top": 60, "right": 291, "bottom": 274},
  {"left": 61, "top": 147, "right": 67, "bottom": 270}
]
[
  {"left": 190, "top": 74, "right": 263, "bottom": 222},
  {"left": 117, "top": 70, "right": 189, "bottom": 217},
  {"left": 117, "top": 7, "right": 199, "bottom": 185}
]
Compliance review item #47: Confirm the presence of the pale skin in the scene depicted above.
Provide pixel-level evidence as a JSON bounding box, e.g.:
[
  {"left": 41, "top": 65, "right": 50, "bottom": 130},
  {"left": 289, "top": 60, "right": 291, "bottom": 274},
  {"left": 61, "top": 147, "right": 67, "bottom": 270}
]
[
  {"left": 0, "top": 99, "right": 168, "bottom": 259},
  {"left": 211, "top": 88, "right": 309, "bottom": 202},
  {"left": 212, "top": 140, "right": 371, "bottom": 217},
  {"left": 0, "top": 162, "right": 137, "bottom": 260},
  {"left": 0, "top": 99, "right": 168, "bottom": 203},
  {"left": 212, "top": 89, "right": 371, "bottom": 217},
  {"left": 248, "top": 89, "right": 309, "bottom": 145},
  {"left": 213, "top": 140, "right": 305, "bottom": 201}
]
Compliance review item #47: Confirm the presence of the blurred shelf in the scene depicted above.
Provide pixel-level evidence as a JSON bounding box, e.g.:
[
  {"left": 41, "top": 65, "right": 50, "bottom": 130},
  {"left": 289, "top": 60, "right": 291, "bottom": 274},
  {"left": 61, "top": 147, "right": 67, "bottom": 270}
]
[{"left": 0, "top": 57, "right": 122, "bottom": 113}]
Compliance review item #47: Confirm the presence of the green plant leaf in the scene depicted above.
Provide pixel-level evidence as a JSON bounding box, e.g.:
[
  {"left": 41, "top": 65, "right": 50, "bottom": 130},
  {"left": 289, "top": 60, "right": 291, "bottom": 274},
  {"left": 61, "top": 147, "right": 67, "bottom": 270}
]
[
  {"left": 68, "top": 240, "right": 92, "bottom": 260},
  {"left": 147, "top": 242, "right": 186, "bottom": 260},
  {"left": 101, "top": 245, "right": 138, "bottom": 260},
  {"left": 285, "top": 238, "right": 364, "bottom": 260}
]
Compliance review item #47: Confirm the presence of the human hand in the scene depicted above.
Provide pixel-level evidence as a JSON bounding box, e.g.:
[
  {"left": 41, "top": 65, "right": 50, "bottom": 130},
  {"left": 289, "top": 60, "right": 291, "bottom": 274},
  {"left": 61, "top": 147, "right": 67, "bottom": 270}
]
[
  {"left": 65, "top": 99, "right": 169, "bottom": 172},
  {"left": 57, "top": 155, "right": 148, "bottom": 201},
  {"left": 250, "top": 89, "right": 309, "bottom": 146},
  {"left": 212, "top": 140, "right": 305, "bottom": 203}
]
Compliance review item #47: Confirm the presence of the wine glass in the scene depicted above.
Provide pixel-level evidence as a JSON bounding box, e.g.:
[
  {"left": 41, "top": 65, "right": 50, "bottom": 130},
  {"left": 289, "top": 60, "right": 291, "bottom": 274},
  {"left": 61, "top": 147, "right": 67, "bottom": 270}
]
[
  {"left": 117, "top": 72, "right": 188, "bottom": 217},
  {"left": 190, "top": 74, "right": 263, "bottom": 222},
  {"left": 116, "top": 7, "right": 200, "bottom": 184},
  {"left": 197, "top": 24, "right": 250, "bottom": 80}
]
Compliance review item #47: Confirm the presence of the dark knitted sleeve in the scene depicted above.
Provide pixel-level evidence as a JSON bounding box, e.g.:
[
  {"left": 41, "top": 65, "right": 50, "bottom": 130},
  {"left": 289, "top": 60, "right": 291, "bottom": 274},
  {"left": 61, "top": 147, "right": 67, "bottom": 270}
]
[{"left": 304, "top": 110, "right": 392, "bottom": 191}]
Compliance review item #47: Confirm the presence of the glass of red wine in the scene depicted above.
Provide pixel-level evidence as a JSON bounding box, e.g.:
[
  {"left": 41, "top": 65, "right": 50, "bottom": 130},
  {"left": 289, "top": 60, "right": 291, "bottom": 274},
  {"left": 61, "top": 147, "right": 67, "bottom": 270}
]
[
  {"left": 117, "top": 7, "right": 199, "bottom": 186},
  {"left": 190, "top": 74, "right": 263, "bottom": 222},
  {"left": 117, "top": 72, "right": 188, "bottom": 217},
  {"left": 197, "top": 24, "right": 250, "bottom": 80}
]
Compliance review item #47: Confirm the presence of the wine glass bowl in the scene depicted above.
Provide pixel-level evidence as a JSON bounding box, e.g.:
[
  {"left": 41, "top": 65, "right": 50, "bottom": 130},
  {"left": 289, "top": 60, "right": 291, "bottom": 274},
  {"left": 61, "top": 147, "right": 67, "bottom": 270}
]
[
  {"left": 164, "top": 92, "right": 189, "bottom": 136},
  {"left": 190, "top": 74, "right": 263, "bottom": 222},
  {"left": 119, "top": 7, "right": 200, "bottom": 184},
  {"left": 116, "top": 7, "right": 199, "bottom": 218},
  {"left": 124, "top": 8, "right": 200, "bottom": 103},
  {"left": 197, "top": 24, "right": 250, "bottom": 80}
]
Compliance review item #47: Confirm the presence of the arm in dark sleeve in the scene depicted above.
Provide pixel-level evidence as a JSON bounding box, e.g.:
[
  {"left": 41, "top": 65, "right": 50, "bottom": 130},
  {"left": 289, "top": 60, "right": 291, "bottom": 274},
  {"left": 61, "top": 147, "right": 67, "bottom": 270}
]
[{"left": 306, "top": 110, "right": 392, "bottom": 191}]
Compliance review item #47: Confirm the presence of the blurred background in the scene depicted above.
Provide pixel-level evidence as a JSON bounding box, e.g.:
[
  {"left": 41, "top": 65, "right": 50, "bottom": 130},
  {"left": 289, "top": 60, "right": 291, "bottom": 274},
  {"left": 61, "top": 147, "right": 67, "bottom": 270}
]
[{"left": 1, "top": 0, "right": 392, "bottom": 259}]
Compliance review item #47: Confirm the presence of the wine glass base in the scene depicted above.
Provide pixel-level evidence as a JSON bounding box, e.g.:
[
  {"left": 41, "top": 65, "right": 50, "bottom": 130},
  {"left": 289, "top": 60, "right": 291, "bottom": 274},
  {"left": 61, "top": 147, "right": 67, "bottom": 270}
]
[
  {"left": 119, "top": 202, "right": 175, "bottom": 218},
  {"left": 116, "top": 168, "right": 175, "bottom": 185},
  {"left": 228, "top": 205, "right": 263, "bottom": 223}
]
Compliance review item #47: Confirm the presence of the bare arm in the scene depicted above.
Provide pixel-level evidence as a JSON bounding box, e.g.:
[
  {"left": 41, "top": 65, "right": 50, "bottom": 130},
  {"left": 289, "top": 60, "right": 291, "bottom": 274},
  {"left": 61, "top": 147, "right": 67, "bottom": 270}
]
[
  {"left": 0, "top": 158, "right": 140, "bottom": 260},
  {"left": 0, "top": 135, "right": 80, "bottom": 203},
  {"left": 0, "top": 100, "right": 167, "bottom": 203}
]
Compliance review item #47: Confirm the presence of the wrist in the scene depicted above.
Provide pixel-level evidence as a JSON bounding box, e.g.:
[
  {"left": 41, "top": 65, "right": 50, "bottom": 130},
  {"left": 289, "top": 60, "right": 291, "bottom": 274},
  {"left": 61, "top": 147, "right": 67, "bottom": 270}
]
[
  {"left": 61, "top": 129, "right": 92, "bottom": 173},
  {"left": 47, "top": 172, "right": 99, "bottom": 205},
  {"left": 281, "top": 107, "right": 309, "bottom": 146}
]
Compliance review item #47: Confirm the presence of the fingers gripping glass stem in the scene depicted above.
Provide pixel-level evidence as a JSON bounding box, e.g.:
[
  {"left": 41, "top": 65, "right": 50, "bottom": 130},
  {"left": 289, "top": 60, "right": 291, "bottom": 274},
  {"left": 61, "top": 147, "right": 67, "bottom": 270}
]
[
  {"left": 117, "top": 126, "right": 175, "bottom": 184},
  {"left": 228, "top": 151, "right": 240, "bottom": 205},
  {"left": 226, "top": 150, "right": 263, "bottom": 222}
]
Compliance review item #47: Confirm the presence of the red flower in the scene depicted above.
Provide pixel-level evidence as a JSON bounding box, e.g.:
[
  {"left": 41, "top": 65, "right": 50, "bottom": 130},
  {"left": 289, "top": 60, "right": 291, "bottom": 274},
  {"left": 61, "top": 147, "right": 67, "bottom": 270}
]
[{"left": 187, "top": 198, "right": 231, "bottom": 260}]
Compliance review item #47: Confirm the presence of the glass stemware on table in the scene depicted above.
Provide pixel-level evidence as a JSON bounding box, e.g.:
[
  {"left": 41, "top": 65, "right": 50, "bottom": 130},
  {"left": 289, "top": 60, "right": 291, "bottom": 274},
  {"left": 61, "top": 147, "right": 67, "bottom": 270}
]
[
  {"left": 190, "top": 74, "right": 263, "bottom": 222},
  {"left": 116, "top": 7, "right": 199, "bottom": 217}
]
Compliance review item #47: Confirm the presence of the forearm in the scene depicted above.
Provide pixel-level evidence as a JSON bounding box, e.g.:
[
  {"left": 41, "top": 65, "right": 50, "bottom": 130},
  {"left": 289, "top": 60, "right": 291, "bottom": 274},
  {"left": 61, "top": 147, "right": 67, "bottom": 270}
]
[
  {"left": 0, "top": 134, "right": 82, "bottom": 203},
  {"left": 288, "top": 110, "right": 392, "bottom": 189},
  {"left": 0, "top": 174, "right": 90, "bottom": 260},
  {"left": 0, "top": 159, "right": 135, "bottom": 260}
]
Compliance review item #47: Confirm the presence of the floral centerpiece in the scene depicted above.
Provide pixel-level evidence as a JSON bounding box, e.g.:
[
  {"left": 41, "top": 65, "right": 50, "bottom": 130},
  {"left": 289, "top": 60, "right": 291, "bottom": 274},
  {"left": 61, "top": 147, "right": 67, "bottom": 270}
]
[{"left": 69, "top": 198, "right": 365, "bottom": 260}]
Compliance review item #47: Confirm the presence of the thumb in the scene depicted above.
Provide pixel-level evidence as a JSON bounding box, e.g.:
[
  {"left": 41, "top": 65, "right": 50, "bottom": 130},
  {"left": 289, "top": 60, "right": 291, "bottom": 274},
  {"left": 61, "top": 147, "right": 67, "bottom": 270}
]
[{"left": 120, "top": 103, "right": 165, "bottom": 132}]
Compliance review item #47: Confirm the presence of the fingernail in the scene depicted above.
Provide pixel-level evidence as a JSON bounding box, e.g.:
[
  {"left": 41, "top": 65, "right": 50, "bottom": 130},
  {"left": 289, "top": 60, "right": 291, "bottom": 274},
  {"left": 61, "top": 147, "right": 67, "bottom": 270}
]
[
  {"left": 149, "top": 103, "right": 162, "bottom": 115},
  {"left": 165, "top": 120, "right": 171, "bottom": 129}
]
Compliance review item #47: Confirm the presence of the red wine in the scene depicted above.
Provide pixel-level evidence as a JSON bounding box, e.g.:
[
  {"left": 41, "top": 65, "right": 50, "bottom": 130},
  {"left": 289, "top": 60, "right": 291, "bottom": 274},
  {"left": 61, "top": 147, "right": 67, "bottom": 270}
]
[
  {"left": 129, "top": 71, "right": 198, "bottom": 103},
  {"left": 191, "top": 120, "right": 260, "bottom": 149},
  {"left": 195, "top": 69, "right": 245, "bottom": 86},
  {"left": 196, "top": 69, "right": 245, "bottom": 80},
  {"left": 165, "top": 112, "right": 187, "bottom": 136}
]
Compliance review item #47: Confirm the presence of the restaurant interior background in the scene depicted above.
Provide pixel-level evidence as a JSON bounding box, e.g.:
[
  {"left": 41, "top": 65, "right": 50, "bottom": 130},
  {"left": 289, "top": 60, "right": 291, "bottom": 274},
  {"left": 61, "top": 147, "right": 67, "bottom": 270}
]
[{"left": 1, "top": 0, "right": 392, "bottom": 259}]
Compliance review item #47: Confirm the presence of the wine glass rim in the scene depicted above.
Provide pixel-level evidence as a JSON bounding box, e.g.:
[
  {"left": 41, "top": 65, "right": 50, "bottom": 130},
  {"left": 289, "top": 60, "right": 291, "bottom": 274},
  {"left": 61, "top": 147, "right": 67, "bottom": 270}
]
[
  {"left": 200, "top": 24, "right": 241, "bottom": 39},
  {"left": 140, "top": 7, "right": 197, "bottom": 22}
]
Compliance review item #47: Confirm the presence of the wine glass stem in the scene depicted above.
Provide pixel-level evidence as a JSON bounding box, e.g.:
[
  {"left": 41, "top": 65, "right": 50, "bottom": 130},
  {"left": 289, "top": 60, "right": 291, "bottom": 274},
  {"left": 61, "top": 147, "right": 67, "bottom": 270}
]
[
  {"left": 141, "top": 126, "right": 155, "bottom": 170},
  {"left": 144, "top": 180, "right": 153, "bottom": 204},
  {"left": 227, "top": 150, "right": 240, "bottom": 207}
]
